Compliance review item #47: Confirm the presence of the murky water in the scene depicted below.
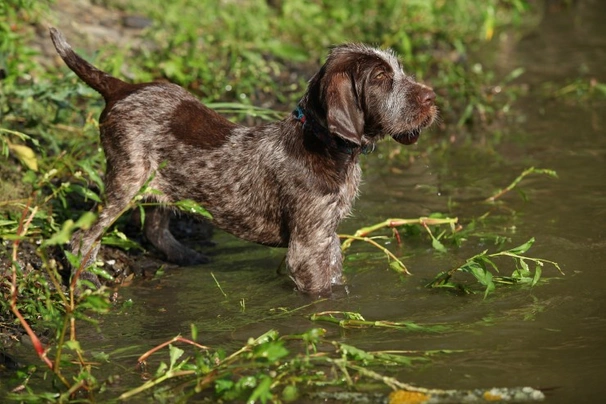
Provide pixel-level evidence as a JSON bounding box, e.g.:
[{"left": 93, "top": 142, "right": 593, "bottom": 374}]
[{"left": 7, "top": 2, "right": 606, "bottom": 402}]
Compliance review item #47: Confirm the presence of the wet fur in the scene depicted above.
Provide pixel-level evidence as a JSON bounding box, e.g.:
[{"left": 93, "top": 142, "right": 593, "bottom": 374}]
[{"left": 50, "top": 28, "right": 437, "bottom": 295}]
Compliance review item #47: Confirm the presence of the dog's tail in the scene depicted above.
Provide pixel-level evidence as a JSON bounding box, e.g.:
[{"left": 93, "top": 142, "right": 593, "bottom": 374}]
[{"left": 50, "top": 27, "right": 126, "bottom": 101}]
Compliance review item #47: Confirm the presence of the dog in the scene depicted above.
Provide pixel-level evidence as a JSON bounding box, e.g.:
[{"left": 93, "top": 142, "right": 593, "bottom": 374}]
[{"left": 49, "top": 27, "right": 437, "bottom": 296}]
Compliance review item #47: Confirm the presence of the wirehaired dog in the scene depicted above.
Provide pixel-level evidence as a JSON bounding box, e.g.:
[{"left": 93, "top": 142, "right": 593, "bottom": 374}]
[{"left": 50, "top": 27, "right": 437, "bottom": 295}]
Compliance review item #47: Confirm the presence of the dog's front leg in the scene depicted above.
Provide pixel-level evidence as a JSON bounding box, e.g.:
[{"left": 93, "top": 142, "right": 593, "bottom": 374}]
[{"left": 286, "top": 231, "right": 343, "bottom": 296}]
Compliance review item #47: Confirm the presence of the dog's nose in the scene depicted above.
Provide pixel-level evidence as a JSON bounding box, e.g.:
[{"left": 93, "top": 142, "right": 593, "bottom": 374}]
[{"left": 420, "top": 88, "right": 436, "bottom": 105}]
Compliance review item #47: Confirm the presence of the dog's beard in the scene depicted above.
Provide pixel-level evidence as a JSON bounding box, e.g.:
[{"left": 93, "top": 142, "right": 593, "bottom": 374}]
[
  {"left": 392, "top": 128, "right": 421, "bottom": 145},
  {"left": 391, "top": 111, "right": 436, "bottom": 145}
]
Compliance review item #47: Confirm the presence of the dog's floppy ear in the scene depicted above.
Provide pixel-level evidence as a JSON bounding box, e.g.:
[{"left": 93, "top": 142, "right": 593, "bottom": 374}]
[{"left": 324, "top": 72, "right": 364, "bottom": 146}]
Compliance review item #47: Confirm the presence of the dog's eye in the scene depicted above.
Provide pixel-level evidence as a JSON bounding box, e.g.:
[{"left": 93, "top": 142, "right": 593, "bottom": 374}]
[{"left": 374, "top": 71, "right": 386, "bottom": 80}]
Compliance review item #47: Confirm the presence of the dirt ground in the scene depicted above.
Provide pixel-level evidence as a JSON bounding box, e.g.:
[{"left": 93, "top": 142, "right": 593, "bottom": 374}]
[{"left": 33, "top": 0, "right": 152, "bottom": 67}]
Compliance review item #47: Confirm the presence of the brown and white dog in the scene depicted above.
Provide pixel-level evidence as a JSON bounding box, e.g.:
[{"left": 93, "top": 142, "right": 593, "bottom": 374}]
[{"left": 50, "top": 28, "right": 437, "bottom": 296}]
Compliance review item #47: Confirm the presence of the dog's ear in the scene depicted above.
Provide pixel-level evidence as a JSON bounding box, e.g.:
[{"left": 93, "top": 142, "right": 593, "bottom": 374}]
[{"left": 324, "top": 72, "right": 364, "bottom": 146}]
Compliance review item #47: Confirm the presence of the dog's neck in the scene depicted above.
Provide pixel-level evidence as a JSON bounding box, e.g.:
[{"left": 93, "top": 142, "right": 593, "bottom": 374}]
[{"left": 292, "top": 106, "right": 373, "bottom": 156}]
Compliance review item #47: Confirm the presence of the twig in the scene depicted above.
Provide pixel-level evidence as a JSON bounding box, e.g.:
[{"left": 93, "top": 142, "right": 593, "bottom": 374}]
[
  {"left": 9, "top": 202, "right": 55, "bottom": 371},
  {"left": 485, "top": 167, "right": 557, "bottom": 202},
  {"left": 310, "top": 311, "right": 448, "bottom": 332},
  {"left": 119, "top": 369, "right": 196, "bottom": 401},
  {"left": 340, "top": 216, "right": 458, "bottom": 251},
  {"left": 337, "top": 234, "right": 411, "bottom": 274},
  {"left": 137, "top": 336, "right": 210, "bottom": 366}
]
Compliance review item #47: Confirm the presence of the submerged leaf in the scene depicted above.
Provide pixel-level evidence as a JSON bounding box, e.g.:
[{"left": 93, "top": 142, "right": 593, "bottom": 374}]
[
  {"left": 339, "top": 343, "right": 375, "bottom": 361},
  {"left": 482, "top": 272, "right": 495, "bottom": 299},
  {"left": 431, "top": 237, "right": 447, "bottom": 253},
  {"left": 389, "top": 260, "right": 408, "bottom": 273}
]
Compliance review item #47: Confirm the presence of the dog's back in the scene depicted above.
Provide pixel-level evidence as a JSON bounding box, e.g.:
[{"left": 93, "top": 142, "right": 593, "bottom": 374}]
[{"left": 50, "top": 28, "right": 303, "bottom": 246}]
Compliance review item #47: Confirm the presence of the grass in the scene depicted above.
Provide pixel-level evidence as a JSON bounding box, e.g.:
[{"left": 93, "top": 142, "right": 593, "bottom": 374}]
[{"left": 0, "top": 0, "right": 568, "bottom": 402}]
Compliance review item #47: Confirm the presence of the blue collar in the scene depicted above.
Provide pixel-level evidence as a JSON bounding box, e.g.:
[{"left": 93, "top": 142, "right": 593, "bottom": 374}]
[{"left": 293, "top": 106, "right": 374, "bottom": 155}]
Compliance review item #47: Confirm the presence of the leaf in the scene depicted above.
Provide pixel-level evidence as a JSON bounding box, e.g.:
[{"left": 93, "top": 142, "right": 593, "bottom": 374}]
[
  {"left": 64, "top": 340, "right": 82, "bottom": 352},
  {"left": 42, "top": 219, "right": 75, "bottom": 246},
  {"left": 138, "top": 204, "right": 146, "bottom": 228},
  {"left": 250, "top": 329, "right": 279, "bottom": 346},
  {"left": 508, "top": 238, "right": 535, "bottom": 255},
  {"left": 101, "top": 231, "right": 143, "bottom": 251},
  {"left": 92, "top": 352, "right": 110, "bottom": 362},
  {"left": 518, "top": 258, "right": 530, "bottom": 275},
  {"left": 77, "top": 160, "right": 105, "bottom": 191},
  {"left": 534, "top": 168, "right": 558, "bottom": 179},
  {"left": 339, "top": 343, "right": 375, "bottom": 361},
  {"left": 236, "top": 375, "right": 257, "bottom": 390},
  {"left": 457, "top": 103, "right": 474, "bottom": 126},
  {"left": 595, "top": 82, "right": 606, "bottom": 96},
  {"left": 70, "top": 184, "right": 102, "bottom": 203},
  {"left": 215, "top": 379, "right": 235, "bottom": 394},
  {"left": 482, "top": 272, "right": 495, "bottom": 299},
  {"left": 282, "top": 385, "right": 299, "bottom": 402},
  {"left": 253, "top": 341, "right": 289, "bottom": 362},
  {"left": 467, "top": 262, "right": 489, "bottom": 285},
  {"left": 155, "top": 361, "right": 168, "bottom": 377},
  {"left": 64, "top": 251, "right": 81, "bottom": 268},
  {"left": 431, "top": 237, "right": 447, "bottom": 253},
  {"left": 476, "top": 255, "right": 499, "bottom": 273},
  {"left": 373, "top": 352, "right": 416, "bottom": 366},
  {"left": 389, "top": 260, "right": 407, "bottom": 274},
  {"left": 248, "top": 375, "right": 273, "bottom": 404},
  {"left": 531, "top": 265, "right": 542, "bottom": 287},
  {"left": 42, "top": 212, "right": 97, "bottom": 247},
  {"left": 191, "top": 323, "right": 198, "bottom": 342},
  {"left": 78, "top": 293, "right": 111, "bottom": 312},
  {"left": 174, "top": 199, "right": 213, "bottom": 219},
  {"left": 168, "top": 344, "right": 184, "bottom": 369},
  {"left": 89, "top": 265, "right": 114, "bottom": 280},
  {"left": 74, "top": 212, "right": 97, "bottom": 229},
  {"left": 8, "top": 143, "right": 38, "bottom": 171},
  {"left": 504, "top": 67, "right": 525, "bottom": 82}
]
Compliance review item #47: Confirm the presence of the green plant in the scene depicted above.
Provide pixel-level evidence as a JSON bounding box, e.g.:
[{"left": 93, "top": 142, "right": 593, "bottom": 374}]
[{"left": 428, "top": 237, "right": 564, "bottom": 298}]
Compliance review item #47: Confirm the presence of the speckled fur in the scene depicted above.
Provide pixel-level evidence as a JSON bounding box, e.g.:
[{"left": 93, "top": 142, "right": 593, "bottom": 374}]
[{"left": 50, "top": 28, "right": 437, "bottom": 295}]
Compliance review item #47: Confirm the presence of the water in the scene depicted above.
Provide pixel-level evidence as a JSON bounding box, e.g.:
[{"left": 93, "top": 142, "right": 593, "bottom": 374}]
[{"left": 7, "top": 2, "right": 606, "bottom": 402}]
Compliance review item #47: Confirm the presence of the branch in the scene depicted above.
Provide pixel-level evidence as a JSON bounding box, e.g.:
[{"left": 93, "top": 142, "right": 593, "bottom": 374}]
[{"left": 485, "top": 167, "right": 558, "bottom": 202}]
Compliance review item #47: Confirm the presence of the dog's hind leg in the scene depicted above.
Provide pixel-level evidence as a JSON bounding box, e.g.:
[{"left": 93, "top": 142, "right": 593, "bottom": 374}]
[
  {"left": 70, "top": 193, "right": 138, "bottom": 288},
  {"left": 70, "top": 160, "right": 150, "bottom": 287},
  {"left": 144, "top": 207, "right": 209, "bottom": 266}
]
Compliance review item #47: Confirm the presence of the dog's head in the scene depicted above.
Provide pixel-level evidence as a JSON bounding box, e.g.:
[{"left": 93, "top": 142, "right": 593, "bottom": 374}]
[{"left": 302, "top": 44, "right": 437, "bottom": 150}]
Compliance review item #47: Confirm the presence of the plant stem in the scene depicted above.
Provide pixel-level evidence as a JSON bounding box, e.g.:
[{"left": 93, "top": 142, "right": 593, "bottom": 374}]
[
  {"left": 340, "top": 216, "right": 458, "bottom": 250},
  {"left": 485, "top": 167, "right": 557, "bottom": 202},
  {"left": 337, "top": 234, "right": 411, "bottom": 274}
]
